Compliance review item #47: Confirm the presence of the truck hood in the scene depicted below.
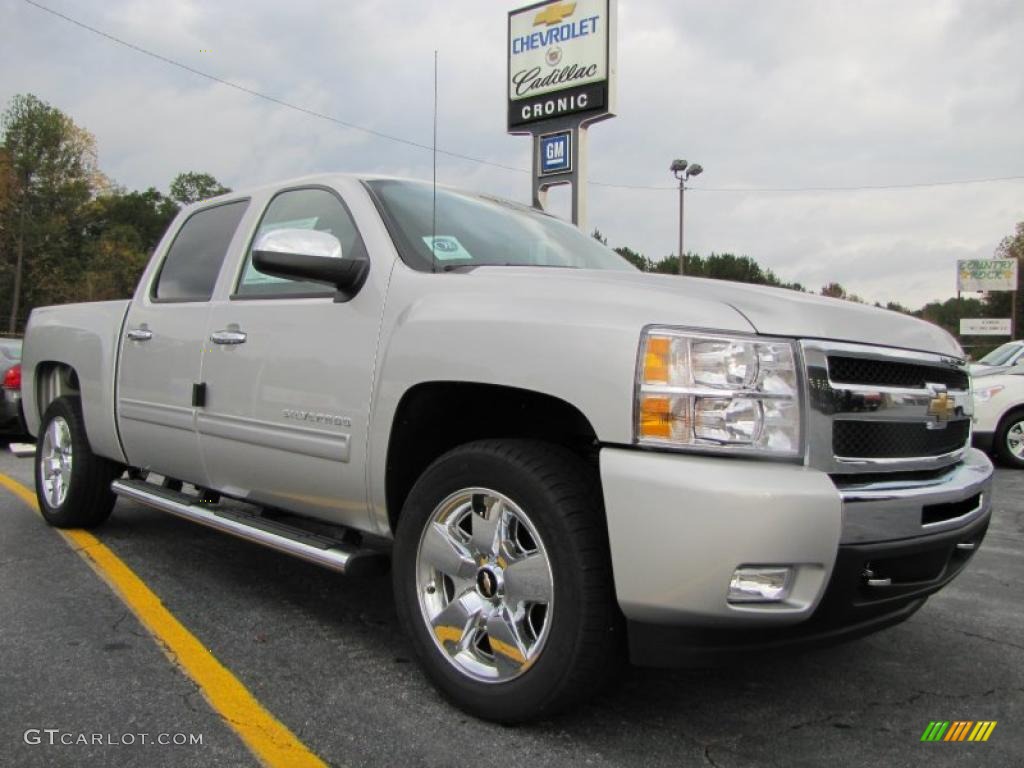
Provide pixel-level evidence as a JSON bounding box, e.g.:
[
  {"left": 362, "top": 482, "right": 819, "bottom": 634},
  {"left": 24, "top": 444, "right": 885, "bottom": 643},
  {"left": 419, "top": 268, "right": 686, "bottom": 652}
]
[{"left": 472, "top": 267, "right": 962, "bottom": 357}]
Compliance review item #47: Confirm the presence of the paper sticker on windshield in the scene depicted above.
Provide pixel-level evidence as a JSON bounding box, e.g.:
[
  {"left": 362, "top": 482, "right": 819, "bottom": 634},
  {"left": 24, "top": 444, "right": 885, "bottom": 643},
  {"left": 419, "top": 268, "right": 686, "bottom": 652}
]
[{"left": 422, "top": 235, "right": 472, "bottom": 261}]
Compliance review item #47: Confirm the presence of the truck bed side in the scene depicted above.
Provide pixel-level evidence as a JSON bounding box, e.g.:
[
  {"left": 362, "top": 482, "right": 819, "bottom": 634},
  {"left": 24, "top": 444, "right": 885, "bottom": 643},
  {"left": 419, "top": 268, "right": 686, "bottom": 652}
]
[{"left": 22, "top": 300, "right": 132, "bottom": 465}]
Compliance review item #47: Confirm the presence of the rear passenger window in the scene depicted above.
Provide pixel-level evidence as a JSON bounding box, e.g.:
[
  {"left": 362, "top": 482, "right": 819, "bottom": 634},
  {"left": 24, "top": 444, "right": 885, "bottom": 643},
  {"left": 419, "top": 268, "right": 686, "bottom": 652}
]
[
  {"left": 153, "top": 200, "right": 249, "bottom": 302},
  {"left": 235, "top": 188, "right": 364, "bottom": 298}
]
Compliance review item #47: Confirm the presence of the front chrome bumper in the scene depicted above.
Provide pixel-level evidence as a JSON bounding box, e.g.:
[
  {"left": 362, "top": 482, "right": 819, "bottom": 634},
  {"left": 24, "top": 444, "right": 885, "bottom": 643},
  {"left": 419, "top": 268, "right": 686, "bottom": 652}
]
[
  {"left": 600, "top": 446, "right": 993, "bottom": 627},
  {"left": 837, "top": 448, "right": 992, "bottom": 544}
]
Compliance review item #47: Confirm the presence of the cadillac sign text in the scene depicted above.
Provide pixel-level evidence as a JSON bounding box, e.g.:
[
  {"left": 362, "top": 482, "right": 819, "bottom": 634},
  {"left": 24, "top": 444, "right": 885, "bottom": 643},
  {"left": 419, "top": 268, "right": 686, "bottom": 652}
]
[{"left": 508, "top": 0, "right": 612, "bottom": 130}]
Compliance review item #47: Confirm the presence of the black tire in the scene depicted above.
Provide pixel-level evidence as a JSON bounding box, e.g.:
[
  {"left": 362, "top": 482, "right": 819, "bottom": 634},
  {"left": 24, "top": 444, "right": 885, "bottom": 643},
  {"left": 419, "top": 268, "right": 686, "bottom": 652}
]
[
  {"left": 34, "top": 396, "right": 120, "bottom": 528},
  {"left": 392, "top": 439, "right": 623, "bottom": 723},
  {"left": 994, "top": 407, "right": 1024, "bottom": 468}
]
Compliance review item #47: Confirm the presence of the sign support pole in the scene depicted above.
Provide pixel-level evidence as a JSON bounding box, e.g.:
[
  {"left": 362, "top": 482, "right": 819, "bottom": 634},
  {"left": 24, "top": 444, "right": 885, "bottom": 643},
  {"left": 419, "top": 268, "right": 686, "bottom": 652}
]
[
  {"left": 1013, "top": 287, "right": 1017, "bottom": 341},
  {"left": 530, "top": 120, "right": 591, "bottom": 228}
]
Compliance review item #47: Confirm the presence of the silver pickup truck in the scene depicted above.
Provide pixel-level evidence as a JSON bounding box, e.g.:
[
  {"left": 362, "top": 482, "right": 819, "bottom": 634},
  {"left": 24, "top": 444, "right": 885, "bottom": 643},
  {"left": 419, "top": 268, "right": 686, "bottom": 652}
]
[{"left": 22, "top": 174, "right": 993, "bottom": 722}]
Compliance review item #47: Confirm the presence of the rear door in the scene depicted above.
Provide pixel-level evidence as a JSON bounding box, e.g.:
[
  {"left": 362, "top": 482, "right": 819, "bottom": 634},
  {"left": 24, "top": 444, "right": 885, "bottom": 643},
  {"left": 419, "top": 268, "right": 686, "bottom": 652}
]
[
  {"left": 117, "top": 199, "right": 249, "bottom": 485},
  {"left": 197, "top": 185, "right": 381, "bottom": 528}
]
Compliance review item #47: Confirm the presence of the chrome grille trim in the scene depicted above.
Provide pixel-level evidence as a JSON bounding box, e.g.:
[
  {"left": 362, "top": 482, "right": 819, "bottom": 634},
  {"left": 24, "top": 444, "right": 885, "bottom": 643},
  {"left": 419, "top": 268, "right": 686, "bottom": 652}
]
[{"left": 800, "top": 340, "right": 972, "bottom": 475}]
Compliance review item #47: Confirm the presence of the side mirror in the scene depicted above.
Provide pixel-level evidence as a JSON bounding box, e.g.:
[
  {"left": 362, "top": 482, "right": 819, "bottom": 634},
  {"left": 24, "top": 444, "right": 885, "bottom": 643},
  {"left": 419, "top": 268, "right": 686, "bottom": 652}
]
[{"left": 252, "top": 228, "right": 368, "bottom": 301}]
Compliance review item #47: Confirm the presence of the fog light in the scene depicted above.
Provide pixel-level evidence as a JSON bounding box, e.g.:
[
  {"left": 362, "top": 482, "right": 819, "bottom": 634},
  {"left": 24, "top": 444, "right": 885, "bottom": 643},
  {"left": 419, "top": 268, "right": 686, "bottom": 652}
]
[{"left": 728, "top": 566, "right": 792, "bottom": 603}]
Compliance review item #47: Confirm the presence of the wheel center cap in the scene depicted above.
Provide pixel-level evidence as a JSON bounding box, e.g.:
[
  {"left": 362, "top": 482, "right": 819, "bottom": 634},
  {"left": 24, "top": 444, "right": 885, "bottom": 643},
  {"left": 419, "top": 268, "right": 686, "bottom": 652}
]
[{"left": 476, "top": 567, "right": 500, "bottom": 599}]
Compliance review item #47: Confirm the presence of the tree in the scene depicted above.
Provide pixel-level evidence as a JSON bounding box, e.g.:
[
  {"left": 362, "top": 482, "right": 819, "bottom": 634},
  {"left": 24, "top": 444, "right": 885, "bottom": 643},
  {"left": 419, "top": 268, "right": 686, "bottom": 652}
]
[
  {"left": 82, "top": 186, "right": 179, "bottom": 253},
  {"left": 1, "top": 94, "right": 100, "bottom": 332},
  {"left": 614, "top": 246, "right": 649, "bottom": 271},
  {"left": 996, "top": 221, "right": 1024, "bottom": 262},
  {"left": 820, "top": 282, "right": 846, "bottom": 299},
  {"left": 169, "top": 171, "right": 230, "bottom": 205},
  {"left": 80, "top": 224, "right": 149, "bottom": 301},
  {"left": 984, "top": 221, "right": 1024, "bottom": 336}
]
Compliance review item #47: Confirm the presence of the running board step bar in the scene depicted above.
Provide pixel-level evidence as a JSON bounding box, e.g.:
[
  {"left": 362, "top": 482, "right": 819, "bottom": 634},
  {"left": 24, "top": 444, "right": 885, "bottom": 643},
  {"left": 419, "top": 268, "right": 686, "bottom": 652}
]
[{"left": 111, "top": 478, "right": 384, "bottom": 575}]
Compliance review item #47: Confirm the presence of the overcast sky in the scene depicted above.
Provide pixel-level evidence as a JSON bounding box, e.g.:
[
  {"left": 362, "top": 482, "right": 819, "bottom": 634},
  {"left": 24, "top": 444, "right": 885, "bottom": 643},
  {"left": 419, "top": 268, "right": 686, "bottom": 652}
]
[{"left": 2, "top": 0, "right": 1022, "bottom": 307}]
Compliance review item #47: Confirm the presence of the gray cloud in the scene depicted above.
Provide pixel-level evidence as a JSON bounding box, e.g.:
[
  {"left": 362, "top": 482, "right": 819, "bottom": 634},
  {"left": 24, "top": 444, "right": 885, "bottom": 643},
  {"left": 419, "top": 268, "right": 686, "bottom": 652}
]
[{"left": 2, "top": 0, "right": 1022, "bottom": 307}]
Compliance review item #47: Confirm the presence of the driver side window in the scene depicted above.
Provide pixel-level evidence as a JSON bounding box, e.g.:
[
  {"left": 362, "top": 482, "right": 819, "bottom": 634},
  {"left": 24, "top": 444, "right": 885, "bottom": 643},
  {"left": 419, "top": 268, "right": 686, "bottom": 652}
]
[{"left": 235, "top": 187, "right": 363, "bottom": 298}]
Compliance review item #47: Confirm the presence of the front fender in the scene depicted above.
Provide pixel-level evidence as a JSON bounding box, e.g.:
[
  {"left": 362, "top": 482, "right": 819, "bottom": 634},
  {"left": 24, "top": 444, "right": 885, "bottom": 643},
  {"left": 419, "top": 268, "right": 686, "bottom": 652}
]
[{"left": 365, "top": 266, "right": 755, "bottom": 534}]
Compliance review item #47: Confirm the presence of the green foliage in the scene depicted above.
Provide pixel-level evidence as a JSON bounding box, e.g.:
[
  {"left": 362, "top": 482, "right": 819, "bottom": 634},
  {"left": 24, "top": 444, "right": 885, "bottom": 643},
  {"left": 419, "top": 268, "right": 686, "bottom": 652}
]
[
  {"left": 614, "top": 246, "right": 649, "bottom": 271},
  {"left": 1, "top": 94, "right": 99, "bottom": 331},
  {"left": 169, "top": 171, "right": 230, "bottom": 205},
  {"left": 0, "top": 92, "right": 233, "bottom": 332},
  {"left": 83, "top": 187, "right": 180, "bottom": 253}
]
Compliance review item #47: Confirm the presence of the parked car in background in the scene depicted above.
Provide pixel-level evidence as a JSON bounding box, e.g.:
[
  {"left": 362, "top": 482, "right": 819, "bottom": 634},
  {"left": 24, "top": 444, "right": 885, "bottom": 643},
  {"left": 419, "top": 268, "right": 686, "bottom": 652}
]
[
  {"left": 1, "top": 339, "right": 24, "bottom": 435},
  {"left": 969, "top": 340, "right": 1024, "bottom": 376},
  {"left": 973, "top": 369, "right": 1024, "bottom": 467}
]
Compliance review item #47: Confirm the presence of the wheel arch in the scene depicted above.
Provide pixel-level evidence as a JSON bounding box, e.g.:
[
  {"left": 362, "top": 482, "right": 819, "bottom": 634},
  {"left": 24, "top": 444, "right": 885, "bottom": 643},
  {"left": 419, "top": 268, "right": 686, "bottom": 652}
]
[
  {"left": 33, "top": 361, "right": 81, "bottom": 422},
  {"left": 383, "top": 381, "right": 601, "bottom": 535}
]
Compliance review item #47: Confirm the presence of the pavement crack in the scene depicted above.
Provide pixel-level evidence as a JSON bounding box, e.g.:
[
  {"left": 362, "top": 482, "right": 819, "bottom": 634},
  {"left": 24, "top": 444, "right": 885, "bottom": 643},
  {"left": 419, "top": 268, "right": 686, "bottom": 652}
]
[
  {"left": 959, "top": 630, "right": 1024, "bottom": 653},
  {"left": 112, "top": 609, "right": 130, "bottom": 634}
]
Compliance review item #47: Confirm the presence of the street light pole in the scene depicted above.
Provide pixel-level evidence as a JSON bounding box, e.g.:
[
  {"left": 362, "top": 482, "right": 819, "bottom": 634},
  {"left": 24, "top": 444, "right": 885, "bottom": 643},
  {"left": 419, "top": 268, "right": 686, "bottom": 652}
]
[
  {"left": 678, "top": 174, "right": 685, "bottom": 276},
  {"left": 670, "top": 159, "right": 704, "bottom": 276}
]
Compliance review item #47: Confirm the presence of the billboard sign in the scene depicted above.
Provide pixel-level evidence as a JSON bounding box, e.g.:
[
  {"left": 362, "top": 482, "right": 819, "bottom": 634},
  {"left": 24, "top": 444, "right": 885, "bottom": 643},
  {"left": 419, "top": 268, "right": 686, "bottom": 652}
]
[
  {"left": 957, "top": 259, "right": 1018, "bottom": 292},
  {"left": 508, "top": 0, "right": 614, "bottom": 130},
  {"left": 960, "top": 318, "right": 1012, "bottom": 336}
]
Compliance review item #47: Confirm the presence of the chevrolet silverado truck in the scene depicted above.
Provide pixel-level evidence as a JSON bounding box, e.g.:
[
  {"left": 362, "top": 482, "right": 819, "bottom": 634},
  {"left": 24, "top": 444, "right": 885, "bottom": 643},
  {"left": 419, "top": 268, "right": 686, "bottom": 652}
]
[{"left": 21, "top": 174, "right": 993, "bottom": 722}]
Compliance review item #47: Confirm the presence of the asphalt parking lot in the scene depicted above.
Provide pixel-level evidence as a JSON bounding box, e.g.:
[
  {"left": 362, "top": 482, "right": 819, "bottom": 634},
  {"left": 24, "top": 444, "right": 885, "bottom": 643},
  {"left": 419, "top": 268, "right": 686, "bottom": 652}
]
[{"left": 1, "top": 440, "right": 1021, "bottom": 768}]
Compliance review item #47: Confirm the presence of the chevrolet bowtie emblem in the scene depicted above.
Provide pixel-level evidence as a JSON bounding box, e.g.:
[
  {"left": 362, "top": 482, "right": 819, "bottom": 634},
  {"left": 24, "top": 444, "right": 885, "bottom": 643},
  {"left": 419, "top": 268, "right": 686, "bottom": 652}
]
[
  {"left": 534, "top": 2, "right": 576, "bottom": 26},
  {"left": 927, "top": 389, "right": 956, "bottom": 422}
]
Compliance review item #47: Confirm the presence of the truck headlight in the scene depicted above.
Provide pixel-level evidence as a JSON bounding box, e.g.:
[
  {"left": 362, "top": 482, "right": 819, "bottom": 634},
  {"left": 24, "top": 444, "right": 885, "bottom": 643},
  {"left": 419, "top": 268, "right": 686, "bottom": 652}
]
[{"left": 636, "top": 328, "right": 803, "bottom": 457}]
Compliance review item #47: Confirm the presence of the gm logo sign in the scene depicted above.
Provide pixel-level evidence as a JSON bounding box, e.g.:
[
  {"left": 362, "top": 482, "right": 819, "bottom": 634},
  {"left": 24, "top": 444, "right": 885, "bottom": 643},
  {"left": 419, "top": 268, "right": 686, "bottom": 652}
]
[{"left": 540, "top": 131, "right": 572, "bottom": 175}]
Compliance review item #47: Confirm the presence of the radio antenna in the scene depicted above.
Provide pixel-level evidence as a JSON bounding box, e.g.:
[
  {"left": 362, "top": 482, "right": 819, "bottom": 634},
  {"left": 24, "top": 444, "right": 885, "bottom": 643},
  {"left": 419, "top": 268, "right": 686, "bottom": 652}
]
[{"left": 431, "top": 49, "right": 438, "bottom": 274}]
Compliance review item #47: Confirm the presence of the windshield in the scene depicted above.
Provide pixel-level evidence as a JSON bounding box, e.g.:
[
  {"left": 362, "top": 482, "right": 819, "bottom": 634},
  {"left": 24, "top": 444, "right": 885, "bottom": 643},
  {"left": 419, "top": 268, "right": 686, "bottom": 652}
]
[
  {"left": 366, "top": 180, "right": 636, "bottom": 272},
  {"left": 978, "top": 342, "right": 1021, "bottom": 366}
]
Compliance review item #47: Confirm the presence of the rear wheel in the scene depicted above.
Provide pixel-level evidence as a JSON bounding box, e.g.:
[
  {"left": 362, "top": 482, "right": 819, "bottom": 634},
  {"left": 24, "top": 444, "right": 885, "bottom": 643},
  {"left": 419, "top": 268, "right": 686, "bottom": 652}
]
[
  {"left": 995, "top": 408, "right": 1024, "bottom": 468},
  {"left": 393, "top": 439, "right": 622, "bottom": 723},
  {"left": 34, "top": 396, "right": 121, "bottom": 528}
]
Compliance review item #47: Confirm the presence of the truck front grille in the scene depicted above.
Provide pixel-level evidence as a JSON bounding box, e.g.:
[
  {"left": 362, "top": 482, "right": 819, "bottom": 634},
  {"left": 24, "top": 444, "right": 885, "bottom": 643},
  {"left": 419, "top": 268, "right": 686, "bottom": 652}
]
[
  {"left": 833, "top": 419, "right": 971, "bottom": 460},
  {"left": 827, "top": 355, "right": 969, "bottom": 391},
  {"left": 801, "top": 341, "right": 972, "bottom": 474}
]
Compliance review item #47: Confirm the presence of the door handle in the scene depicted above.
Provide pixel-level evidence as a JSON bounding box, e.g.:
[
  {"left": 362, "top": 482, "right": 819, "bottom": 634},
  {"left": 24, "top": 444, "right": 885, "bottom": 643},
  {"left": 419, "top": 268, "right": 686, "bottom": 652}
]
[
  {"left": 126, "top": 328, "right": 153, "bottom": 342},
  {"left": 210, "top": 330, "right": 247, "bottom": 345}
]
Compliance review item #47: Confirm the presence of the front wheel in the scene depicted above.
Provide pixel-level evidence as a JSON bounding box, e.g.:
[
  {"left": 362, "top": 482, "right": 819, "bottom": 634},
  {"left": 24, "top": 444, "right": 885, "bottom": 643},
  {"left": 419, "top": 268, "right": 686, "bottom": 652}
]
[
  {"left": 34, "top": 396, "right": 121, "bottom": 528},
  {"left": 393, "top": 440, "right": 622, "bottom": 723},
  {"left": 995, "top": 407, "right": 1024, "bottom": 468}
]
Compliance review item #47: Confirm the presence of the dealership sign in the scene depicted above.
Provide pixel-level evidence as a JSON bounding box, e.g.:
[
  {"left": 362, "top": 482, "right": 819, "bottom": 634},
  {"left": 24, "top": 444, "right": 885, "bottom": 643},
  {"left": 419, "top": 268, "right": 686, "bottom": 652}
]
[
  {"left": 957, "top": 259, "right": 1018, "bottom": 292},
  {"left": 508, "top": 0, "right": 614, "bottom": 129},
  {"left": 960, "top": 318, "right": 1012, "bottom": 336},
  {"left": 539, "top": 131, "right": 572, "bottom": 175}
]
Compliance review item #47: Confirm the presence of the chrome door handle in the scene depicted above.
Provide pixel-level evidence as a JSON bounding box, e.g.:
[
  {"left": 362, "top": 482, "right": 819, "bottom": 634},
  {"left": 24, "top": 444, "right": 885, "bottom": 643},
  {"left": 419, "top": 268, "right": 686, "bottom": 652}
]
[
  {"left": 126, "top": 328, "right": 153, "bottom": 341},
  {"left": 210, "top": 330, "right": 247, "bottom": 345}
]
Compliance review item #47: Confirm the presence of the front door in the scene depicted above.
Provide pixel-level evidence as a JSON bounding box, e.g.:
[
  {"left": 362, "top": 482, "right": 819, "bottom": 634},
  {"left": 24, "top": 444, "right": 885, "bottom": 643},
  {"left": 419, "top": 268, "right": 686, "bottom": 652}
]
[
  {"left": 197, "top": 186, "right": 380, "bottom": 527},
  {"left": 117, "top": 200, "right": 250, "bottom": 486}
]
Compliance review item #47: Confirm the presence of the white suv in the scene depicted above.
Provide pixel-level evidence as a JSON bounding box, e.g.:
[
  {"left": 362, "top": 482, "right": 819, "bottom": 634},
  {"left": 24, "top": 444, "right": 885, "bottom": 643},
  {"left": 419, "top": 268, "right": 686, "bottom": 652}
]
[{"left": 973, "top": 369, "right": 1024, "bottom": 467}]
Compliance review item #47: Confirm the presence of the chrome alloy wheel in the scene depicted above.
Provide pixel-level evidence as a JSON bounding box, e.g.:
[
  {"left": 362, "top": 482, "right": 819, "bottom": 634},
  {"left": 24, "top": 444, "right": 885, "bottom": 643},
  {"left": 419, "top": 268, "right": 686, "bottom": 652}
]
[
  {"left": 1007, "top": 419, "right": 1024, "bottom": 458},
  {"left": 40, "top": 416, "right": 73, "bottom": 508},
  {"left": 415, "top": 488, "right": 554, "bottom": 683}
]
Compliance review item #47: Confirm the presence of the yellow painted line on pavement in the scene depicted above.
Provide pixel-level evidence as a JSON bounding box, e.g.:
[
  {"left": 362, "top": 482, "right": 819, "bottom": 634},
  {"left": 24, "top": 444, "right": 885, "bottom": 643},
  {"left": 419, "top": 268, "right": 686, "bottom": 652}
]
[{"left": 0, "top": 472, "right": 327, "bottom": 768}]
